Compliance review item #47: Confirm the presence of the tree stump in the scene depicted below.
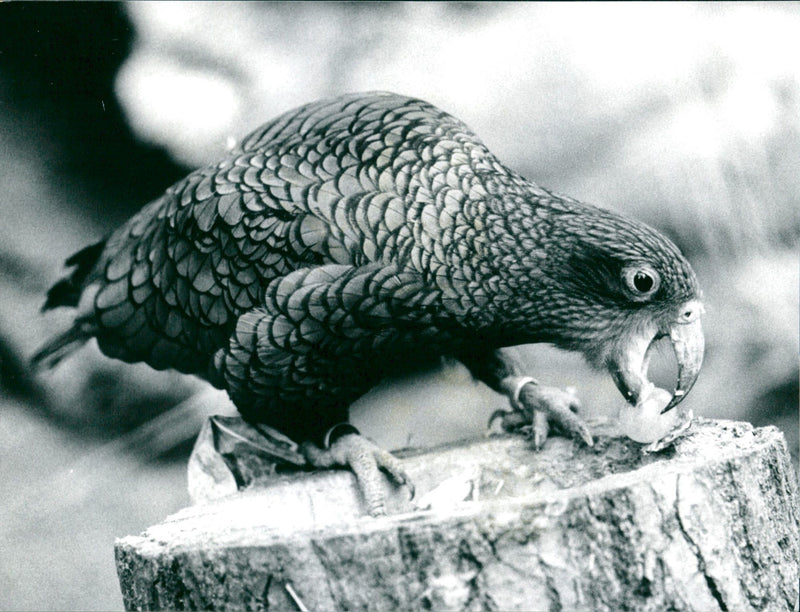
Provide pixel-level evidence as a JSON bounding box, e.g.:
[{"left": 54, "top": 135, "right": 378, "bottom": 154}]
[{"left": 115, "top": 419, "right": 799, "bottom": 611}]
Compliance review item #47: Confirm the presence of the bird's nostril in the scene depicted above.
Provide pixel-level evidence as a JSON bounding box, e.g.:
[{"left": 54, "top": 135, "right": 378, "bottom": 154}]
[{"left": 679, "top": 300, "right": 704, "bottom": 323}]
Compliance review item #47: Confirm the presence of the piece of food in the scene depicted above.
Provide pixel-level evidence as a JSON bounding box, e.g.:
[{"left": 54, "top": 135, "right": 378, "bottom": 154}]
[{"left": 618, "top": 386, "right": 677, "bottom": 443}]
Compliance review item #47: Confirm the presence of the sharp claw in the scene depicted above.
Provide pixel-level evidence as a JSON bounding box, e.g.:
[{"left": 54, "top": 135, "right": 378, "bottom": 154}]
[
  {"left": 389, "top": 467, "right": 415, "bottom": 501},
  {"left": 555, "top": 410, "right": 594, "bottom": 447},
  {"left": 577, "top": 425, "right": 594, "bottom": 448},
  {"left": 381, "top": 460, "right": 415, "bottom": 500},
  {"left": 488, "top": 408, "right": 509, "bottom": 429},
  {"left": 532, "top": 411, "right": 548, "bottom": 450}
]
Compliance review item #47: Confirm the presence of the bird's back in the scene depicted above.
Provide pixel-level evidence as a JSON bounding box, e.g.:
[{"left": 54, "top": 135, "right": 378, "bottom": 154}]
[{"left": 36, "top": 92, "right": 508, "bottom": 381}]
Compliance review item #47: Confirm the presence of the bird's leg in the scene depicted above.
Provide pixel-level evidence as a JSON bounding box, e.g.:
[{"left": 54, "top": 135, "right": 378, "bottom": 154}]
[
  {"left": 300, "top": 424, "right": 413, "bottom": 517},
  {"left": 460, "top": 347, "right": 593, "bottom": 449},
  {"left": 498, "top": 379, "right": 593, "bottom": 449}
]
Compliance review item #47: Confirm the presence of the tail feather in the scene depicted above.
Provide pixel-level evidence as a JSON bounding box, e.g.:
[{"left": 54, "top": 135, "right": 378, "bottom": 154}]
[
  {"left": 36, "top": 240, "right": 106, "bottom": 368},
  {"left": 42, "top": 240, "right": 106, "bottom": 311},
  {"left": 31, "top": 325, "right": 91, "bottom": 369},
  {"left": 42, "top": 278, "right": 82, "bottom": 313}
]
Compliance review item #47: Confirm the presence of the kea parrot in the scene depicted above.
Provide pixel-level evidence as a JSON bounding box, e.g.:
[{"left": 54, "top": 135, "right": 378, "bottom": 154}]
[{"left": 34, "top": 92, "right": 704, "bottom": 515}]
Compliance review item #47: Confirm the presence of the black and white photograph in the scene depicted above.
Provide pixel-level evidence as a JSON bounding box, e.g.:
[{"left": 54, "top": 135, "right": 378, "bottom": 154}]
[{"left": 0, "top": 2, "right": 797, "bottom": 610}]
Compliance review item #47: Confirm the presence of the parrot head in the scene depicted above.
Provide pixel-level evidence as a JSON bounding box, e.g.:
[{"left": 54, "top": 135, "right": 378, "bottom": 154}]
[{"left": 515, "top": 200, "right": 705, "bottom": 415}]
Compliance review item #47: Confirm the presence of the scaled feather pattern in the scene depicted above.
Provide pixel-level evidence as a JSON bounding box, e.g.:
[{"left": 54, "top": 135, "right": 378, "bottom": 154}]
[{"left": 36, "top": 92, "right": 704, "bottom": 446}]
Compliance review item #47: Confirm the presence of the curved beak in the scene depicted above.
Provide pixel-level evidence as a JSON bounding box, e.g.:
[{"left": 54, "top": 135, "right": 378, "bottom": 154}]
[
  {"left": 610, "top": 300, "right": 705, "bottom": 413},
  {"left": 660, "top": 305, "right": 704, "bottom": 413}
]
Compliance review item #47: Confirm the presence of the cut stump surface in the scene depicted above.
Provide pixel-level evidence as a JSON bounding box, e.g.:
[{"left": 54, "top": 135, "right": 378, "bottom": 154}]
[{"left": 116, "top": 419, "right": 799, "bottom": 611}]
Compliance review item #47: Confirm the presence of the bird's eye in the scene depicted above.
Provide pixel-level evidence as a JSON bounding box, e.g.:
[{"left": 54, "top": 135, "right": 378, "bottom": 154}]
[
  {"left": 622, "top": 266, "right": 660, "bottom": 300},
  {"left": 633, "top": 271, "right": 653, "bottom": 292}
]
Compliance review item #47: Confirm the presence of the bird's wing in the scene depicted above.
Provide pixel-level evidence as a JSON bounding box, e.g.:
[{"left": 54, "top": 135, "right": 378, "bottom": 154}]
[
  {"left": 216, "top": 261, "right": 454, "bottom": 434},
  {"left": 46, "top": 92, "right": 481, "bottom": 376}
]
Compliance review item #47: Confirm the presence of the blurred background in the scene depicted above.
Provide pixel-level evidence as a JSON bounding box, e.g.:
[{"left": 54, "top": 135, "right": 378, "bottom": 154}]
[{"left": 0, "top": 2, "right": 797, "bottom": 610}]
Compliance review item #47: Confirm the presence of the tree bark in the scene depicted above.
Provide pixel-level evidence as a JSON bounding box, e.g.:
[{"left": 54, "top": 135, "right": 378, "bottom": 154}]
[{"left": 115, "top": 419, "right": 799, "bottom": 611}]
